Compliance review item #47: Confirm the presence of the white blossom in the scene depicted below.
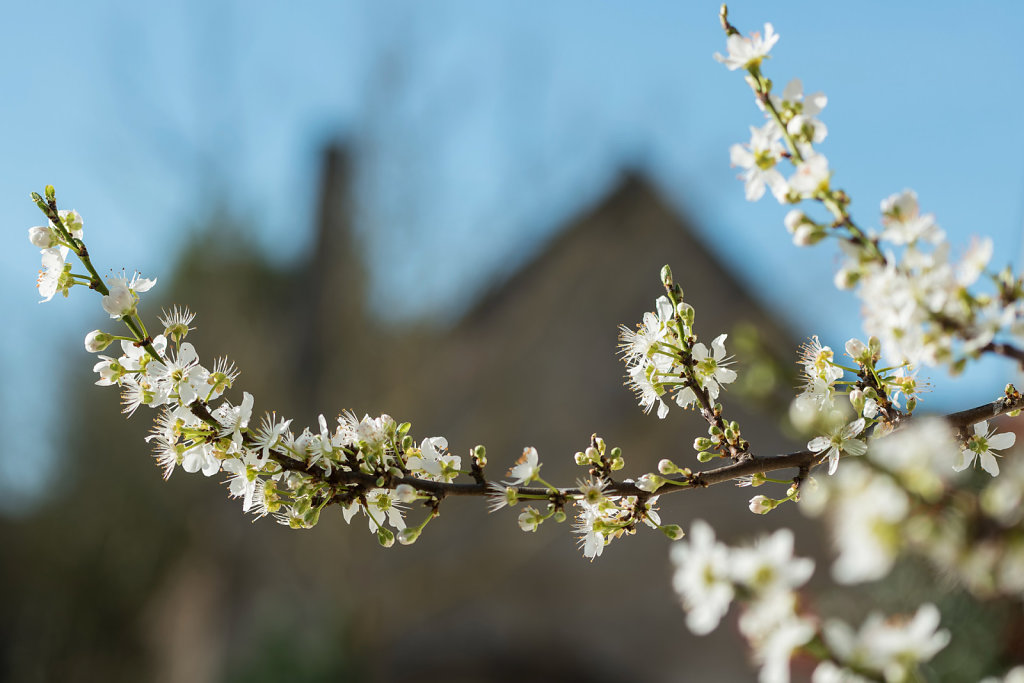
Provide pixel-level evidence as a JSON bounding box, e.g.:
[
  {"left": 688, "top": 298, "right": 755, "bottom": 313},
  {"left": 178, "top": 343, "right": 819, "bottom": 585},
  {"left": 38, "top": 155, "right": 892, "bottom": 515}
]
[
  {"left": 955, "top": 420, "right": 1015, "bottom": 477},
  {"left": 714, "top": 23, "right": 779, "bottom": 71}
]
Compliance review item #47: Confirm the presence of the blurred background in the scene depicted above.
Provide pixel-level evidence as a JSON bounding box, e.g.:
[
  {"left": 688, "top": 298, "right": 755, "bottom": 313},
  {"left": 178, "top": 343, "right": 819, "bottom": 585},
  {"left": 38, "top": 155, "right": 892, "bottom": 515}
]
[{"left": 3, "top": 1, "right": 1024, "bottom": 681}]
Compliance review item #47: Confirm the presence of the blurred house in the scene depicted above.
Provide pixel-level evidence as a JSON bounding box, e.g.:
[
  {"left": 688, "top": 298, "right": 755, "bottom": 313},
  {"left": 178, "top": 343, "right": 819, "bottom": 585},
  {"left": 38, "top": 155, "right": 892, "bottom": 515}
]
[{"left": 0, "top": 143, "right": 814, "bottom": 683}]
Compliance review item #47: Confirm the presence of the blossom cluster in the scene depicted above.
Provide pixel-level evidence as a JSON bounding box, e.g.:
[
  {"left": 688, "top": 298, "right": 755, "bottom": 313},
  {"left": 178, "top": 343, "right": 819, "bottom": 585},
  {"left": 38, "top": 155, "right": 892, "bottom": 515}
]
[
  {"left": 30, "top": 197, "right": 693, "bottom": 558},
  {"left": 618, "top": 270, "right": 737, "bottom": 421},
  {"left": 803, "top": 416, "right": 1023, "bottom": 598},
  {"left": 489, "top": 436, "right": 684, "bottom": 560},
  {"left": 29, "top": 207, "right": 83, "bottom": 303},
  {"left": 670, "top": 520, "right": 949, "bottom": 683},
  {"left": 87, "top": 299, "right": 452, "bottom": 545},
  {"left": 718, "top": 13, "right": 1024, "bottom": 373}
]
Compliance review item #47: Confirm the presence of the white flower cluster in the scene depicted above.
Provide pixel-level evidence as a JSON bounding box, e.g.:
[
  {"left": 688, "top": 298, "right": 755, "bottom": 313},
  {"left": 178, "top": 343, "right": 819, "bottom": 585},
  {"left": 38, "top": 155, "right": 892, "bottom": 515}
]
[
  {"left": 814, "top": 605, "right": 950, "bottom": 683},
  {"left": 491, "top": 437, "right": 685, "bottom": 561},
  {"left": 619, "top": 273, "right": 737, "bottom": 421},
  {"left": 30, "top": 210, "right": 481, "bottom": 547},
  {"left": 788, "top": 335, "right": 925, "bottom": 481},
  {"left": 671, "top": 520, "right": 950, "bottom": 683},
  {"left": 720, "top": 19, "right": 1024, "bottom": 373},
  {"left": 802, "top": 417, "right": 1023, "bottom": 594},
  {"left": 29, "top": 208, "right": 83, "bottom": 302}
]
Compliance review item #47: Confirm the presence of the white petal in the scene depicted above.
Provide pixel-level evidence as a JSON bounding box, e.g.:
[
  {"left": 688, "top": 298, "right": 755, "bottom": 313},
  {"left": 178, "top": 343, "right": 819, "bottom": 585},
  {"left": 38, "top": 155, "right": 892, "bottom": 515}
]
[
  {"left": 808, "top": 436, "right": 831, "bottom": 452},
  {"left": 952, "top": 449, "right": 972, "bottom": 472},
  {"left": 715, "top": 367, "right": 737, "bottom": 384},
  {"left": 987, "top": 432, "right": 1015, "bottom": 451},
  {"left": 980, "top": 452, "right": 1000, "bottom": 477},
  {"left": 711, "top": 334, "right": 729, "bottom": 360}
]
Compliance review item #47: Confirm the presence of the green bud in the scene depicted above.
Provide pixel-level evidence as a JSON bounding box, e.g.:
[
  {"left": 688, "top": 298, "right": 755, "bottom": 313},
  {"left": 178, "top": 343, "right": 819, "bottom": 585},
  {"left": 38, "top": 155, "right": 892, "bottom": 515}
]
[
  {"left": 709, "top": 425, "right": 722, "bottom": 436},
  {"left": 377, "top": 527, "right": 395, "bottom": 548},
  {"left": 401, "top": 435, "right": 413, "bottom": 452},
  {"left": 474, "top": 444, "right": 487, "bottom": 460},
  {"left": 553, "top": 509, "right": 567, "bottom": 524},
  {"left": 397, "top": 528, "right": 420, "bottom": 545},
  {"left": 849, "top": 388, "right": 865, "bottom": 414},
  {"left": 609, "top": 446, "right": 621, "bottom": 459},
  {"left": 694, "top": 437, "right": 712, "bottom": 451},
  {"left": 610, "top": 456, "right": 625, "bottom": 471},
  {"left": 661, "top": 524, "right": 684, "bottom": 540},
  {"left": 302, "top": 507, "right": 321, "bottom": 527},
  {"left": 574, "top": 450, "right": 587, "bottom": 465},
  {"left": 584, "top": 446, "right": 599, "bottom": 462},
  {"left": 906, "top": 397, "right": 917, "bottom": 413},
  {"left": 44, "top": 185, "right": 56, "bottom": 202},
  {"left": 660, "top": 264, "right": 674, "bottom": 288},
  {"left": 697, "top": 451, "right": 714, "bottom": 463},
  {"left": 658, "top": 458, "right": 677, "bottom": 475},
  {"left": 729, "top": 421, "right": 740, "bottom": 433},
  {"left": 397, "top": 422, "right": 411, "bottom": 437}
]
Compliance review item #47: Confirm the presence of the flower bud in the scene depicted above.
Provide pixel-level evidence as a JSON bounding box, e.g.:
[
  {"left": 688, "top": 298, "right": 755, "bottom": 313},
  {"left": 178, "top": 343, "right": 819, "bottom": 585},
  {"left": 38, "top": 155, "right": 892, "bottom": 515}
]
[
  {"left": 585, "top": 446, "right": 599, "bottom": 462},
  {"left": 661, "top": 524, "right": 685, "bottom": 540},
  {"left": 783, "top": 209, "right": 807, "bottom": 234},
  {"left": 834, "top": 267, "right": 858, "bottom": 290},
  {"left": 750, "top": 472, "right": 766, "bottom": 487},
  {"left": 697, "top": 451, "right": 714, "bottom": 463},
  {"left": 845, "top": 338, "right": 868, "bottom": 361},
  {"left": 849, "top": 388, "right": 865, "bottom": 414},
  {"left": 748, "top": 495, "right": 777, "bottom": 514},
  {"left": 660, "top": 264, "right": 674, "bottom": 288},
  {"left": 636, "top": 473, "right": 664, "bottom": 493},
  {"left": 553, "top": 509, "right": 567, "bottom": 523},
  {"left": 473, "top": 444, "right": 487, "bottom": 466},
  {"left": 28, "top": 226, "right": 56, "bottom": 249},
  {"left": 574, "top": 450, "right": 587, "bottom": 465},
  {"left": 678, "top": 302, "right": 695, "bottom": 327},
  {"left": 868, "top": 336, "right": 881, "bottom": 357},
  {"left": 610, "top": 456, "right": 625, "bottom": 471},
  {"left": 518, "top": 506, "right": 541, "bottom": 532},
  {"left": 395, "top": 484, "right": 417, "bottom": 504},
  {"left": 658, "top": 458, "right": 678, "bottom": 475},
  {"left": 101, "top": 283, "right": 134, "bottom": 319},
  {"left": 397, "top": 528, "right": 420, "bottom": 545},
  {"left": 84, "top": 330, "right": 114, "bottom": 353},
  {"left": 376, "top": 527, "right": 395, "bottom": 548},
  {"left": 791, "top": 223, "right": 823, "bottom": 246},
  {"left": 694, "top": 437, "right": 712, "bottom": 451},
  {"left": 44, "top": 185, "right": 56, "bottom": 202}
]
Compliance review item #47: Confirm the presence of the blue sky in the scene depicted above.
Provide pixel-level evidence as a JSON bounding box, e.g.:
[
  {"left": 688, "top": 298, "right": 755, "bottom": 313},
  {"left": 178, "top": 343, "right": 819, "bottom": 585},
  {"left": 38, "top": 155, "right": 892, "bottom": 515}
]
[{"left": 3, "top": 0, "right": 1023, "bottom": 510}]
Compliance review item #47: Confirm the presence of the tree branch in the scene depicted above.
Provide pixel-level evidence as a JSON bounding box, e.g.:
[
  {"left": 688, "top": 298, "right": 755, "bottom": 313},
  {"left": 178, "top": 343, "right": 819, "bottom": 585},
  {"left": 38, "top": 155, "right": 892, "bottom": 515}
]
[{"left": 262, "top": 389, "right": 1024, "bottom": 505}]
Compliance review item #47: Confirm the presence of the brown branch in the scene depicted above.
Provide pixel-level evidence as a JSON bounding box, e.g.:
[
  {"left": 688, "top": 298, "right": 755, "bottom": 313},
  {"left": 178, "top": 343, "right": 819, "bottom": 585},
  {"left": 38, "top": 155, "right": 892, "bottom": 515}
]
[
  {"left": 979, "top": 341, "right": 1024, "bottom": 366},
  {"left": 260, "top": 390, "right": 1024, "bottom": 505}
]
